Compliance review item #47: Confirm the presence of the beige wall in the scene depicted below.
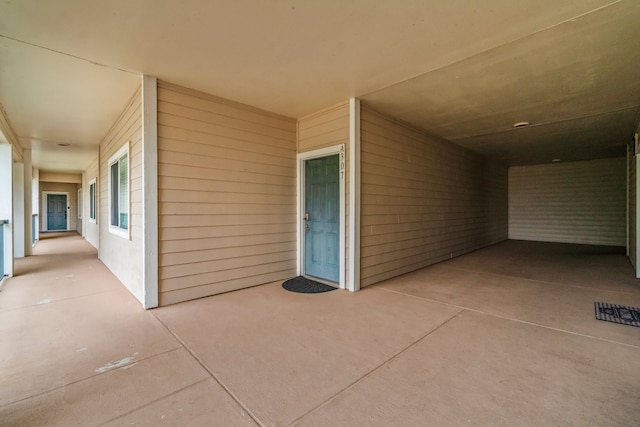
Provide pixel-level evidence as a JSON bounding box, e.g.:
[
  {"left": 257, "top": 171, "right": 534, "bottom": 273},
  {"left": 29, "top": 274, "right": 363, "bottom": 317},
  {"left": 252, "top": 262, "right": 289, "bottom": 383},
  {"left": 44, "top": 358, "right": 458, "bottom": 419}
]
[
  {"left": 359, "top": 106, "right": 508, "bottom": 287},
  {"left": 297, "top": 101, "right": 351, "bottom": 283},
  {"left": 157, "top": 81, "right": 298, "bottom": 306},
  {"left": 40, "top": 181, "right": 78, "bottom": 232},
  {"left": 39, "top": 171, "right": 82, "bottom": 184},
  {"left": 99, "top": 85, "right": 144, "bottom": 302},
  {"left": 509, "top": 158, "right": 626, "bottom": 246},
  {"left": 84, "top": 155, "right": 99, "bottom": 250}
]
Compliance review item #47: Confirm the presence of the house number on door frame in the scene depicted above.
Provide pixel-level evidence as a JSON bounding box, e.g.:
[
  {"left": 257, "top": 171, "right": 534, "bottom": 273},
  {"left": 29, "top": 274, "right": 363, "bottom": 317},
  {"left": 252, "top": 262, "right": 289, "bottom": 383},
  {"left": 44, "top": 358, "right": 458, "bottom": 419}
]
[{"left": 340, "top": 146, "right": 345, "bottom": 180}]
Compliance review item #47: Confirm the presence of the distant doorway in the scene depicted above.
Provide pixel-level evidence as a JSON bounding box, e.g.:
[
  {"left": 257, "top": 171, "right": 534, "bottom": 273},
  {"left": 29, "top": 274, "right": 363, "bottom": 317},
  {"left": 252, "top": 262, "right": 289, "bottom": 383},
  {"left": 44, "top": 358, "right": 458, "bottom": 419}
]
[{"left": 45, "top": 194, "right": 68, "bottom": 231}]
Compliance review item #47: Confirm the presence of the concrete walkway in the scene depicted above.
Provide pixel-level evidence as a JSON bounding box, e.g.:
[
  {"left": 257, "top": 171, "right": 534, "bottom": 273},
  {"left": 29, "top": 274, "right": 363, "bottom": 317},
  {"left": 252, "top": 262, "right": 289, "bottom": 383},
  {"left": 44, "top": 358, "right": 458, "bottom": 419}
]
[{"left": 1, "top": 233, "right": 639, "bottom": 426}]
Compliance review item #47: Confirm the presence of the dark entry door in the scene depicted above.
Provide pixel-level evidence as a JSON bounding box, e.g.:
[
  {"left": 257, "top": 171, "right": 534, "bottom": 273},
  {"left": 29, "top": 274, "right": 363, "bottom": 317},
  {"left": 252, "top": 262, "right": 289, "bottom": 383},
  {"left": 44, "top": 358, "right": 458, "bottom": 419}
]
[
  {"left": 47, "top": 194, "right": 67, "bottom": 230},
  {"left": 304, "top": 155, "right": 339, "bottom": 282}
]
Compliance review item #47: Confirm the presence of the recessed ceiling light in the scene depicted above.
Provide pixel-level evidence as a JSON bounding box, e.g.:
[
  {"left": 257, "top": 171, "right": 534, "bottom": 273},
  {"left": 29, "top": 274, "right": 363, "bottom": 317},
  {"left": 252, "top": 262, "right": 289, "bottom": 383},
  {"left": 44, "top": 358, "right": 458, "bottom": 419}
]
[
  {"left": 513, "top": 121, "right": 530, "bottom": 128},
  {"left": 552, "top": 158, "right": 561, "bottom": 163},
  {"left": 58, "top": 143, "right": 70, "bottom": 147}
]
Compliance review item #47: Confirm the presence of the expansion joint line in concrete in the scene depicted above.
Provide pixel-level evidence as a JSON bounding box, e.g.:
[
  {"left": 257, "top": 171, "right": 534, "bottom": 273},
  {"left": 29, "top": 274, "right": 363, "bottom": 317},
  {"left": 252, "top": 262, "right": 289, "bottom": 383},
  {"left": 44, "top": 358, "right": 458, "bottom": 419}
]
[
  {"left": 375, "top": 286, "right": 640, "bottom": 351},
  {"left": 151, "top": 312, "right": 266, "bottom": 427},
  {"left": 287, "top": 309, "right": 465, "bottom": 426}
]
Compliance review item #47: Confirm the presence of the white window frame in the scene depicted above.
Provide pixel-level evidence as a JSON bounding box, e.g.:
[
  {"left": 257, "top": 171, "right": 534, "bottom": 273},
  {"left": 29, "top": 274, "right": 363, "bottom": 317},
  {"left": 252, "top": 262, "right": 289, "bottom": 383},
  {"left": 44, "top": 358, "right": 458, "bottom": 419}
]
[
  {"left": 108, "top": 142, "right": 130, "bottom": 239},
  {"left": 89, "top": 178, "right": 97, "bottom": 224}
]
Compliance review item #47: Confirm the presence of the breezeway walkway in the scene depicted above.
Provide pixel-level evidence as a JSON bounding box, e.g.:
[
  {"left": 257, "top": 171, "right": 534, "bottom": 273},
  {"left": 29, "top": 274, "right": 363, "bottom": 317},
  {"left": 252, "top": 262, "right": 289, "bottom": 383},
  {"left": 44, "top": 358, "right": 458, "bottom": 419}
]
[{"left": 1, "top": 233, "right": 639, "bottom": 426}]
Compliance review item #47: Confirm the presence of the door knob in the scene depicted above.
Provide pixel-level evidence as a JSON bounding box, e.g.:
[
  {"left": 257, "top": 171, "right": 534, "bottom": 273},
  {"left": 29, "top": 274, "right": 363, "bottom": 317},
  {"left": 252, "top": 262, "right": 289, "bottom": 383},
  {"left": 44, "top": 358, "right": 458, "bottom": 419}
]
[{"left": 304, "top": 213, "right": 310, "bottom": 221}]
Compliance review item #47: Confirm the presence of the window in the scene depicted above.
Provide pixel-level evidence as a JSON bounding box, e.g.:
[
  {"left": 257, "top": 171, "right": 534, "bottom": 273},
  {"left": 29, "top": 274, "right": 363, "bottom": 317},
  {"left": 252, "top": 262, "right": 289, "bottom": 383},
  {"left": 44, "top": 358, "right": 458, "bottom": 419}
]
[
  {"left": 108, "top": 143, "right": 129, "bottom": 237},
  {"left": 89, "top": 178, "right": 97, "bottom": 223}
]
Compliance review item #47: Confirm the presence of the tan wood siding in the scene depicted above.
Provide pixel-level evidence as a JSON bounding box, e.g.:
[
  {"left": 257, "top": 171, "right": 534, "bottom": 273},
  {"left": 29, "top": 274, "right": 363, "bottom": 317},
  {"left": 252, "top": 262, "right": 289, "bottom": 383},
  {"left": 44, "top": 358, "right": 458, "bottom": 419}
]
[
  {"left": 157, "top": 81, "right": 297, "bottom": 306},
  {"left": 360, "top": 106, "right": 508, "bottom": 287},
  {"left": 298, "top": 103, "right": 350, "bottom": 152},
  {"left": 628, "top": 145, "right": 636, "bottom": 270},
  {"left": 40, "top": 182, "right": 78, "bottom": 231},
  {"left": 509, "top": 158, "right": 626, "bottom": 246},
  {"left": 99, "top": 85, "right": 145, "bottom": 302},
  {"left": 297, "top": 102, "right": 350, "bottom": 282}
]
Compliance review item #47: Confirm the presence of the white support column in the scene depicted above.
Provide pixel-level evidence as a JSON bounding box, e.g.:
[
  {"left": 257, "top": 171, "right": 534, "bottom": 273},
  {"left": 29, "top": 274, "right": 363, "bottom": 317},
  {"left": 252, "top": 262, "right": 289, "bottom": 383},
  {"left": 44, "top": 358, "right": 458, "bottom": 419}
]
[
  {"left": 627, "top": 144, "right": 630, "bottom": 257},
  {"left": 348, "top": 98, "right": 361, "bottom": 292},
  {"left": 23, "top": 149, "right": 32, "bottom": 255},
  {"left": 0, "top": 143, "right": 14, "bottom": 277},
  {"left": 142, "top": 75, "right": 159, "bottom": 309},
  {"left": 81, "top": 172, "right": 86, "bottom": 237},
  {"left": 32, "top": 168, "right": 39, "bottom": 243},
  {"left": 635, "top": 133, "right": 640, "bottom": 278},
  {"left": 13, "top": 162, "right": 25, "bottom": 258}
]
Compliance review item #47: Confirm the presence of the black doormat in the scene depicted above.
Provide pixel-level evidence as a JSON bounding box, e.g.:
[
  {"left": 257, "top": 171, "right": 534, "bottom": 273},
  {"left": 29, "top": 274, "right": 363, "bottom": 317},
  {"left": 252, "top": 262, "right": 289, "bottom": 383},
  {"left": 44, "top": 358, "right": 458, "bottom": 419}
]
[
  {"left": 282, "top": 276, "right": 337, "bottom": 294},
  {"left": 594, "top": 302, "right": 640, "bottom": 327}
]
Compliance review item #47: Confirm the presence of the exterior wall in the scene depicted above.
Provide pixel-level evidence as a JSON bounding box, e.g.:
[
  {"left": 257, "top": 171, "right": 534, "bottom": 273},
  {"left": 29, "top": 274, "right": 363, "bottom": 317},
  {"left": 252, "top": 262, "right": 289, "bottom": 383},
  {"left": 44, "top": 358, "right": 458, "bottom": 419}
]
[
  {"left": 359, "top": 106, "right": 508, "bottom": 287},
  {"left": 40, "top": 181, "right": 78, "bottom": 232},
  {"left": 84, "top": 155, "right": 99, "bottom": 249},
  {"left": 297, "top": 102, "right": 351, "bottom": 283},
  {"left": 99, "top": 85, "right": 144, "bottom": 302},
  {"left": 157, "top": 81, "right": 297, "bottom": 306},
  {"left": 509, "top": 158, "right": 626, "bottom": 246}
]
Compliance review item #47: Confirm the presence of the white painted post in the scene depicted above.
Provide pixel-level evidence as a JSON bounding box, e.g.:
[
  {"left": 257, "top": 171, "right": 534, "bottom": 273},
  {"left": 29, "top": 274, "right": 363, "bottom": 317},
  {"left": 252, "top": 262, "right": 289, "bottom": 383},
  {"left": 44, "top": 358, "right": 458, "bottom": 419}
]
[
  {"left": 13, "top": 162, "right": 25, "bottom": 258},
  {"left": 81, "top": 172, "right": 86, "bottom": 237},
  {"left": 142, "top": 75, "right": 159, "bottom": 309},
  {"left": 635, "top": 133, "right": 640, "bottom": 278},
  {"left": 23, "top": 149, "right": 32, "bottom": 255},
  {"left": 0, "top": 143, "right": 14, "bottom": 277},
  {"left": 32, "top": 168, "right": 39, "bottom": 243},
  {"left": 348, "top": 98, "right": 361, "bottom": 292}
]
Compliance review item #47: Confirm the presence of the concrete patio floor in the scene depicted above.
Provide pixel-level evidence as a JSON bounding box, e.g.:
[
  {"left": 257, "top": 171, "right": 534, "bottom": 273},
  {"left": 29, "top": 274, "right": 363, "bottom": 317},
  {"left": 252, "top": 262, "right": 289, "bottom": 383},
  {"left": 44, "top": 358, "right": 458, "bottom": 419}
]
[{"left": 1, "top": 233, "right": 639, "bottom": 426}]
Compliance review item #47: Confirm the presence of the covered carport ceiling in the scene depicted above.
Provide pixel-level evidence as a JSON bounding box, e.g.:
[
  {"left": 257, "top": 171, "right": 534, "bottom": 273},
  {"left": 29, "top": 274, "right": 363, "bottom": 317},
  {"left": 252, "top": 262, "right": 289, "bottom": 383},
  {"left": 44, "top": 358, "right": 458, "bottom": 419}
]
[{"left": 1, "top": 0, "right": 639, "bottom": 172}]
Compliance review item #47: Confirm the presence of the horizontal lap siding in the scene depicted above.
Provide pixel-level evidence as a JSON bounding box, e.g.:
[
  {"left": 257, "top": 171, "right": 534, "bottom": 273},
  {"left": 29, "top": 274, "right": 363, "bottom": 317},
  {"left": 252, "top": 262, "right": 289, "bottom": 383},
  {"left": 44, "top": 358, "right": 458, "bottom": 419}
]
[
  {"left": 99, "top": 85, "right": 144, "bottom": 302},
  {"left": 509, "top": 158, "right": 626, "bottom": 246},
  {"left": 297, "top": 102, "right": 350, "bottom": 282},
  {"left": 360, "top": 106, "right": 507, "bottom": 287},
  {"left": 157, "top": 81, "right": 297, "bottom": 305}
]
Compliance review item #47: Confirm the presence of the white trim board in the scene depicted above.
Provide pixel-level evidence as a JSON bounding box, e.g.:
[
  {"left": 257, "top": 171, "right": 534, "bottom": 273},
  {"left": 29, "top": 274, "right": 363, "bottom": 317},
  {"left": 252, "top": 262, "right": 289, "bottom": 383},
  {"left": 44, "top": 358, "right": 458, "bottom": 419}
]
[
  {"left": 142, "top": 75, "right": 159, "bottom": 309},
  {"left": 348, "top": 98, "right": 361, "bottom": 292},
  {"left": 41, "top": 192, "right": 70, "bottom": 232},
  {"left": 635, "top": 144, "right": 640, "bottom": 278},
  {"left": 297, "top": 144, "right": 347, "bottom": 289}
]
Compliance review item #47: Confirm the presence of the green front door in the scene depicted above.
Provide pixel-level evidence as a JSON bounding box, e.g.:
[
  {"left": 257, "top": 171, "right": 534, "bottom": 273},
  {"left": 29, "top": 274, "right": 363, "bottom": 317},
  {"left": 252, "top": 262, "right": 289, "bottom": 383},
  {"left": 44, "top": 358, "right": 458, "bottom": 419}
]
[
  {"left": 304, "top": 155, "right": 339, "bottom": 282},
  {"left": 47, "top": 194, "right": 67, "bottom": 230}
]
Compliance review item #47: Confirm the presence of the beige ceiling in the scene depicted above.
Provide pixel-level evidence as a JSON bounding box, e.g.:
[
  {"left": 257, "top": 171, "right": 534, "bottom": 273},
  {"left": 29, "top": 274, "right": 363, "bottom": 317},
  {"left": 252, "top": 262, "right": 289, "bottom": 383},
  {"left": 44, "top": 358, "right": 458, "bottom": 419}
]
[{"left": 0, "top": 0, "right": 638, "bottom": 171}]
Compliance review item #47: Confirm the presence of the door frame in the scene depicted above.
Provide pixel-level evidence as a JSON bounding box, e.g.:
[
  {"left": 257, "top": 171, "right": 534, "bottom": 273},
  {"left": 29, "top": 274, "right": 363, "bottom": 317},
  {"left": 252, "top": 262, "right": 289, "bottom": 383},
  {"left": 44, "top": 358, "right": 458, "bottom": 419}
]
[
  {"left": 42, "top": 192, "right": 70, "bottom": 232},
  {"left": 297, "top": 144, "right": 346, "bottom": 289}
]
